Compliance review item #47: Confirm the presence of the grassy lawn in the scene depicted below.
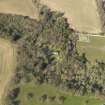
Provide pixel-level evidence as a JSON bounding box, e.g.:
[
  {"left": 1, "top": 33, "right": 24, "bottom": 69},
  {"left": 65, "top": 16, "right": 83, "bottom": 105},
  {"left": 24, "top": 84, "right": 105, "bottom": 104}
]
[
  {"left": 17, "top": 82, "right": 105, "bottom": 105},
  {"left": 77, "top": 36, "right": 105, "bottom": 62}
]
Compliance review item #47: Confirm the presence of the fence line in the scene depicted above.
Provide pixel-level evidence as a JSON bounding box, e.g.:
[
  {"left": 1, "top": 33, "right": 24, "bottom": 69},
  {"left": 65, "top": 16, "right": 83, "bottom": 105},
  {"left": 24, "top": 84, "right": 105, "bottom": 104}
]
[{"left": 74, "top": 30, "right": 105, "bottom": 35}]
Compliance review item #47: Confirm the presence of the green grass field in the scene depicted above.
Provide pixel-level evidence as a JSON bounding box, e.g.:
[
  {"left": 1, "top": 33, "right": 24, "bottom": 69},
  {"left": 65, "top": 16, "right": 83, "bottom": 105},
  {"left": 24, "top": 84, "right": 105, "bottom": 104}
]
[
  {"left": 77, "top": 36, "right": 105, "bottom": 63},
  {"left": 17, "top": 82, "right": 105, "bottom": 105}
]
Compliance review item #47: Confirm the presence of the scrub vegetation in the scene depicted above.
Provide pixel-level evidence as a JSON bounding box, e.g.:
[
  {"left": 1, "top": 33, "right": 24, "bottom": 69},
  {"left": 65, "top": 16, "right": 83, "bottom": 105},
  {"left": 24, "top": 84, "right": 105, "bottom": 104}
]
[{"left": 0, "top": 1, "right": 105, "bottom": 105}]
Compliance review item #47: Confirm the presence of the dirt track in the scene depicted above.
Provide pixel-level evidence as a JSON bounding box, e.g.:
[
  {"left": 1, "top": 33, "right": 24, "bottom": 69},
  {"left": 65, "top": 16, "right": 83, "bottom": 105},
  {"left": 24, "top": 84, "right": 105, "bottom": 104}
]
[{"left": 0, "top": 38, "right": 17, "bottom": 105}]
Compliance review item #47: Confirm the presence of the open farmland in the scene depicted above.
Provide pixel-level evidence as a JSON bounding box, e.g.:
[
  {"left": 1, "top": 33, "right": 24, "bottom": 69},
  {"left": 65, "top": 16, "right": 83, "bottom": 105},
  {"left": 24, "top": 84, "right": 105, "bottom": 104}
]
[
  {"left": 40, "top": 0, "right": 105, "bottom": 63},
  {"left": 41, "top": 0, "right": 102, "bottom": 33},
  {"left": 0, "top": 38, "right": 17, "bottom": 105},
  {"left": 0, "top": 0, "right": 36, "bottom": 19}
]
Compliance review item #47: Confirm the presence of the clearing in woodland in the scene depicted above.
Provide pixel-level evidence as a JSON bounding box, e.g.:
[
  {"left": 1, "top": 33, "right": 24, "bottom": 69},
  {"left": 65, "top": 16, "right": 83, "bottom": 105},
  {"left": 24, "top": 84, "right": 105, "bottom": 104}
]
[{"left": 0, "top": 38, "right": 17, "bottom": 105}]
